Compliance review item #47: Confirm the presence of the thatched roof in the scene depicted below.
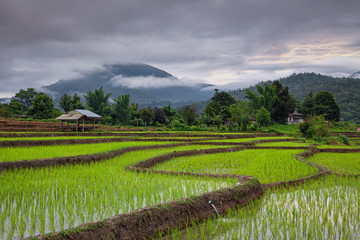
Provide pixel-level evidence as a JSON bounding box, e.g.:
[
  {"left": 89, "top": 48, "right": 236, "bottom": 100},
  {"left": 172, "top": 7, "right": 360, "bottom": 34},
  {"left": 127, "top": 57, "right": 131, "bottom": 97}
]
[{"left": 56, "top": 109, "right": 102, "bottom": 120}]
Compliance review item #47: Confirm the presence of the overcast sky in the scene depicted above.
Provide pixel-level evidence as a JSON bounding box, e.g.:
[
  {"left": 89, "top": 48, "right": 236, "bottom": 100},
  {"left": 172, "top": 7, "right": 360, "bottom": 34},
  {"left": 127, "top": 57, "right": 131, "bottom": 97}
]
[{"left": 1, "top": 0, "right": 360, "bottom": 97}]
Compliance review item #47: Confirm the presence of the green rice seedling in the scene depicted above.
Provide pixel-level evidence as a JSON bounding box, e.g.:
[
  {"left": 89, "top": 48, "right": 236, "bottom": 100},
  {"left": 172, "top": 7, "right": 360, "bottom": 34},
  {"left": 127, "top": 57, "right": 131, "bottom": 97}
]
[
  {"left": 307, "top": 152, "right": 360, "bottom": 174},
  {"left": 0, "top": 141, "right": 176, "bottom": 162},
  {"left": 153, "top": 149, "right": 317, "bottom": 183},
  {"left": 167, "top": 175, "right": 360, "bottom": 240},
  {"left": 0, "top": 144, "right": 237, "bottom": 239}
]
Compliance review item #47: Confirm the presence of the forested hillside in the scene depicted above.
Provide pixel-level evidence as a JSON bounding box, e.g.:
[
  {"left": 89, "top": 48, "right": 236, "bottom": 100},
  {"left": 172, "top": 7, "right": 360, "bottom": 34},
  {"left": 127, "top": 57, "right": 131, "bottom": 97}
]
[{"left": 229, "top": 73, "right": 360, "bottom": 123}]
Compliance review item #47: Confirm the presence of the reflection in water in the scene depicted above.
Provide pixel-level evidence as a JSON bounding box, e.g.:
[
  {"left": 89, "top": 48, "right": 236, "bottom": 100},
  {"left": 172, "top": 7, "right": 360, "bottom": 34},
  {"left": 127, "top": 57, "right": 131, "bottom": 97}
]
[{"left": 168, "top": 176, "right": 360, "bottom": 240}]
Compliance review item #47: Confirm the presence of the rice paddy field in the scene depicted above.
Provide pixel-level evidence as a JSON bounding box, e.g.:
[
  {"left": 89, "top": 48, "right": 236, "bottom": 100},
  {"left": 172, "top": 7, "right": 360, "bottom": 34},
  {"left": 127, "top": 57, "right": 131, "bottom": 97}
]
[
  {"left": 152, "top": 149, "right": 316, "bottom": 183},
  {"left": 0, "top": 129, "right": 359, "bottom": 239},
  {"left": 167, "top": 176, "right": 360, "bottom": 240}
]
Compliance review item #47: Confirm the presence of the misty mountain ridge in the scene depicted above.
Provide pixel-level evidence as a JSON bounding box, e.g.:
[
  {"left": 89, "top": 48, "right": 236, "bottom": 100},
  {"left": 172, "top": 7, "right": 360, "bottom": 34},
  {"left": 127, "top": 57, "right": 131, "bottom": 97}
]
[
  {"left": 43, "top": 64, "right": 214, "bottom": 105},
  {"left": 350, "top": 71, "right": 360, "bottom": 79}
]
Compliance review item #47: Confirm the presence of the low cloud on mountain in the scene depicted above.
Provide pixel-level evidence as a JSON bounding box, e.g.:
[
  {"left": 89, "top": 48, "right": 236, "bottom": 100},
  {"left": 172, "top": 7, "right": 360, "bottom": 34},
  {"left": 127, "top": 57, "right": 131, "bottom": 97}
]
[{"left": 109, "top": 75, "right": 199, "bottom": 89}]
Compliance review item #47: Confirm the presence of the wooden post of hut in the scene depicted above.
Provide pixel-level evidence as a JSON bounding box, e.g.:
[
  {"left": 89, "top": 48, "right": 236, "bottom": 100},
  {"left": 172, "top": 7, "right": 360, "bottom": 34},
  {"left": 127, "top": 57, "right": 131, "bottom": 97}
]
[{"left": 82, "top": 118, "right": 85, "bottom": 132}]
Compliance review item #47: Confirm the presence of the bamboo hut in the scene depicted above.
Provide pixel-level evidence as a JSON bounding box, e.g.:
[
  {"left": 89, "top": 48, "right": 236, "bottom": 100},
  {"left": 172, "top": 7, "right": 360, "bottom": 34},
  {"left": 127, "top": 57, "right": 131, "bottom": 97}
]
[{"left": 56, "top": 109, "right": 102, "bottom": 132}]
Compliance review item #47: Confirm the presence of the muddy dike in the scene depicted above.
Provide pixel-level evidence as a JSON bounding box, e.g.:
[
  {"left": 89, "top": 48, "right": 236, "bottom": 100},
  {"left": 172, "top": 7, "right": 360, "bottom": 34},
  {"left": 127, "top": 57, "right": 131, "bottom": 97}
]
[
  {"left": 0, "top": 131, "right": 278, "bottom": 138},
  {"left": 27, "top": 178, "right": 264, "bottom": 240},
  {"left": 253, "top": 138, "right": 301, "bottom": 143},
  {"left": 247, "top": 146, "right": 309, "bottom": 150},
  {"left": 0, "top": 137, "right": 226, "bottom": 148},
  {"left": 0, "top": 132, "right": 225, "bottom": 138},
  {"left": 223, "top": 133, "right": 280, "bottom": 139},
  {"left": 319, "top": 148, "right": 360, "bottom": 153}
]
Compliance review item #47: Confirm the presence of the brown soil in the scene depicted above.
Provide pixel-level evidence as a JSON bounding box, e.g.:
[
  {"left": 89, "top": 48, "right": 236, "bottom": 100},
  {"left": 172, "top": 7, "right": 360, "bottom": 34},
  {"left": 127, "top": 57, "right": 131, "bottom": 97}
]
[
  {"left": 247, "top": 146, "right": 309, "bottom": 150},
  {"left": 0, "top": 131, "right": 279, "bottom": 139},
  {"left": 254, "top": 138, "right": 301, "bottom": 143},
  {"left": 0, "top": 137, "right": 226, "bottom": 148},
  {"left": 330, "top": 132, "right": 360, "bottom": 138},
  {"left": 0, "top": 118, "right": 120, "bottom": 132},
  {"left": 319, "top": 148, "right": 360, "bottom": 153},
  {"left": 224, "top": 133, "right": 280, "bottom": 139}
]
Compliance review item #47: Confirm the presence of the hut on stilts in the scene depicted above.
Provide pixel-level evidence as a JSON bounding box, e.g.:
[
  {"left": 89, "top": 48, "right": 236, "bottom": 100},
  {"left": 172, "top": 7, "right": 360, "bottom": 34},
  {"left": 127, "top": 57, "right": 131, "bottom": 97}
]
[{"left": 56, "top": 109, "right": 102, "bottom": 132}]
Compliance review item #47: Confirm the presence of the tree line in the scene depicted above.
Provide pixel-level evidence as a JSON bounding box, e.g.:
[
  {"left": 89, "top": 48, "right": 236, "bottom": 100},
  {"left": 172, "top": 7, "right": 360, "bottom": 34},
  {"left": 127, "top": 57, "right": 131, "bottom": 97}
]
[
  {"left": 0, "top": 82, "right": 341, "bottom": 131},
  {"left": 229, "top": 72, "right": 360, "bottom": 123}
]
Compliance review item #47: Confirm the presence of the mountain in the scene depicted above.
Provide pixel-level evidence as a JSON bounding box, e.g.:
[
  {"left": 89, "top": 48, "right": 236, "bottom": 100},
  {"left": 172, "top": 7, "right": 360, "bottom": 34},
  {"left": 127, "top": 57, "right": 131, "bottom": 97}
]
[
  {"left": 229, "top": 72, "right": 360, "bottom": 123},
  {"left": 0, "top": 98, "right": 11, "bottom": 104},
  {"left": 43, "top": 64, "right": 214, "bottom": 106},
  {"left": 350, "top": 71, "right": 360, "bottom": 79}
]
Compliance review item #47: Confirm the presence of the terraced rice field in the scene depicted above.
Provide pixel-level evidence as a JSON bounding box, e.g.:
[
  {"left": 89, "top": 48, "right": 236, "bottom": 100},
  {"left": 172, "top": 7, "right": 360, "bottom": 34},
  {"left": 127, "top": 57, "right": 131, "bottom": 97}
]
[
  {"left": 153, "top": 149, "right": 316, "bottom": 183},
  {"left": 0, "top": 130, "right": 359, "bottom": 239},
  {"left": 307, "top": 152, "right": 360, "bottom": 175},
  {"left": 167, "top": 176, "right": 360, "bottom": 240}
]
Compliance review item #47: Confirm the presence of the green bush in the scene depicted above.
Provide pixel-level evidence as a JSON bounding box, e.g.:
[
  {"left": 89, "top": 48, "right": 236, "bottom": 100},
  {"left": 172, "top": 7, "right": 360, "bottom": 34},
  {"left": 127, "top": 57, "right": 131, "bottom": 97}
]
[
  {"left": 299, "top": 115, "right": 330, "bottom": 141},
  {"left": 170, "top": 119, "right": 189, "bottom": 131},
  {"left": 338, "top": 134, "right": 350, "bottom": 145}
]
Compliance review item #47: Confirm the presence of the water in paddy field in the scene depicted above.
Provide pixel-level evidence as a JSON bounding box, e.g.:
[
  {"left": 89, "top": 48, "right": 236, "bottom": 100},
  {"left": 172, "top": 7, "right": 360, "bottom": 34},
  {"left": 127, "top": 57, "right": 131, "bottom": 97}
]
[
  {"left": 169, "top": 176, "right": 360, "bottom": 240},
  {"left": 0, "top": 177, "right": 234, "bottom": 240}
]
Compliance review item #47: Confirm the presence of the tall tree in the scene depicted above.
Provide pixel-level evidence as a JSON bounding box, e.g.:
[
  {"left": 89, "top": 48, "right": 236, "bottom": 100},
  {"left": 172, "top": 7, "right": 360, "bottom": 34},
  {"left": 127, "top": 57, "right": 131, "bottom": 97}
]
[
  {"left": 256, "top": 107, "right": 271, "bottom": 127},
  {"left": 28, "top": 93, "right": 56, "bottom": 119},
  {"left": 140, "top": 107, "right": 154, "bottom": 127},
  {"left": 179, "top": 105, "right": 197, "bottom": 126},
  {"left": 314, "top": 91, "right": 341, "bottom": 121},
  {"left": 14, "top": 88, "right": 38, "bottom": 112},
  {"left": 204, "top": 90, "right": 236, "bottom": 124},
  {"left": 162, "top": 104, "right": 177, "bottom": 123},
  {"left": 272, "top": 81, "right": 296, "bottom": 123},
  {"left": 59, "top": 93, "right": 71, "bottom": 112},
  {"left": 113, "top": 94, "right": 131, "bottom": 125},
  {"left": 130, "top": 103, "right": 142, "bottom": 127},
  {"left": 229, "top": 100, "right": 251, "bottom": 130},
  {"left": 154, "top": 107, "right": 166, "bottom": 124},
  {"left": 302, "top": 91, "right": 315, "bottom": 117},
  {"left": 245, "top": 84, "right": 276, "bottom": 113},
  {"left": 210, "top": 91, "right": 236, "bottom": 107},
  {"left": 0, "top": 104, "right": 13, "bottom": 118},
  {"left": 69, "top": 93, "right": 84, "bottom": 110},
  {"left": 84, "top": 87, "right": 111, "bottom": 116},
  {"left": 9, "top": 99, "right": 23, "bottom": 115}
]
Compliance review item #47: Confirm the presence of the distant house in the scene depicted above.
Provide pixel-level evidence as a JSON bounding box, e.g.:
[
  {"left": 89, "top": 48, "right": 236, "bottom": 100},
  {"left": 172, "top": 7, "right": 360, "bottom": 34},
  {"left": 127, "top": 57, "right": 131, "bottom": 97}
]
[
  {"left": 288, "top": 109, "right": 304, "bottom": 125},
  {"left": 56, "top": 109, "right": 102, "bottom": 132}
]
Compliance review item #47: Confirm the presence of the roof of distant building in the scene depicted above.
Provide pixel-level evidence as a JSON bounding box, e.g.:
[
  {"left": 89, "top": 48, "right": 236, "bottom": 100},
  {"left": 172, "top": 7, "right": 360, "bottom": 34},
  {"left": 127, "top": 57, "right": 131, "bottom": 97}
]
[{"left": 56, "top": 109, "right": 102, "bottom": 120}]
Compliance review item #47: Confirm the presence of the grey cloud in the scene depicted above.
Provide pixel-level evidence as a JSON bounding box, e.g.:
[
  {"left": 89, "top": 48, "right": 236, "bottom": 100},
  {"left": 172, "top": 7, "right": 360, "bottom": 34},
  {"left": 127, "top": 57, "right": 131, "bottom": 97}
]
[{"left": 0, "top": 0, "right": 360, "bottom": 97}]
